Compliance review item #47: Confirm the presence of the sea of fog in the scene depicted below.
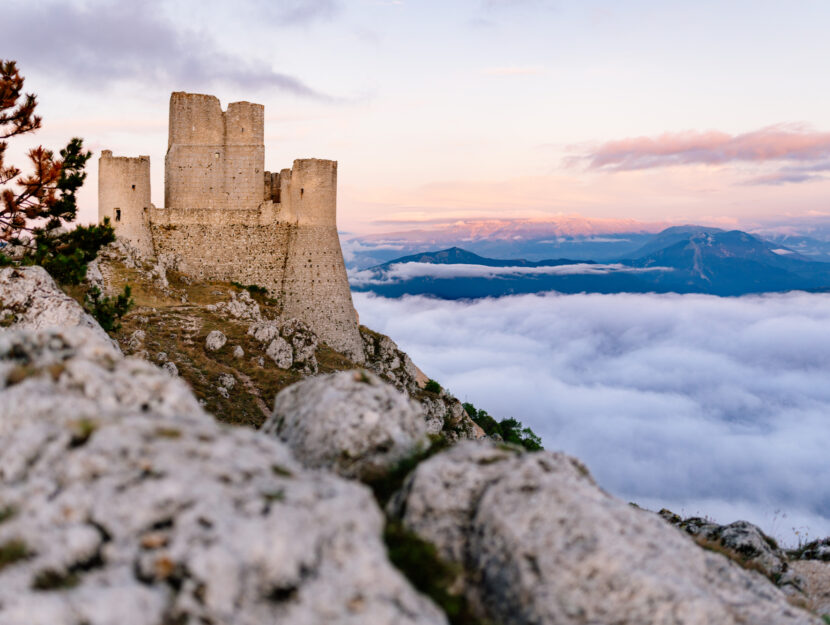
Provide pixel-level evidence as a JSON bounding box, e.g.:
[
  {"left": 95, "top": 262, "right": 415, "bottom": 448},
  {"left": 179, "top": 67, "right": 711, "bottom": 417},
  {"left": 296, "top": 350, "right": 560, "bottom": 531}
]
[{"left": 353, "top": 290, "right": 830, "bottom": 546}]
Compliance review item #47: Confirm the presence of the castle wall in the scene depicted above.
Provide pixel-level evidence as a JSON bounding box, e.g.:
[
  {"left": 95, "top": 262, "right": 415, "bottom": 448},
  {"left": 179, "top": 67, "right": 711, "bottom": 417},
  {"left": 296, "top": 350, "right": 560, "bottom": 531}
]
[
  {"left": 148, "top": 199, "right": 364, "bottom": 362},
  {"left": 101, "top": 92, "right": 365, "bottom": 363},
  {"left": 98, "top": 151, "right": 153, "bottom": 256},
  {"left": 280, "top": 224, "right": 364, "bottom": 360}
]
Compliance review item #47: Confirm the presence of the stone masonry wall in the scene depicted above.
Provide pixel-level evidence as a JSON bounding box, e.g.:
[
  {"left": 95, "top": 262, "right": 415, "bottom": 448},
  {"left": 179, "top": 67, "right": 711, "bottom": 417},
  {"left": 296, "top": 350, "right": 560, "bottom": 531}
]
[
  {"left": 149, "top": 199, "right": 364, "bottom": 362},
  {"left": 97, "top": 151, "right": 153, "bottom": 257},
  {"left": 101, "top": 92, "right": 365, "bottom": 363},
  {"left": 165, "top": 93, "right": 264, "bottom": 211}
]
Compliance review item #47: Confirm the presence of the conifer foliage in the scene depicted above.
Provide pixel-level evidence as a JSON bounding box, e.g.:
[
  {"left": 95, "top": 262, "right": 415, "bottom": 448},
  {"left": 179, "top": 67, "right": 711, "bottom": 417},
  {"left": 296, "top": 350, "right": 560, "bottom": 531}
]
[{"left": 0, "top": 60, "right": 92, "bottom": 242}]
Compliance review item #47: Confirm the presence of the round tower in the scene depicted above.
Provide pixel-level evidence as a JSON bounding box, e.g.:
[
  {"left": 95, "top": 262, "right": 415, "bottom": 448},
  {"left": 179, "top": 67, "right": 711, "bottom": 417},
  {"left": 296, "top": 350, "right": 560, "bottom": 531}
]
[{"left": 98, "top": 150, "right": 153, "bottom": 256}]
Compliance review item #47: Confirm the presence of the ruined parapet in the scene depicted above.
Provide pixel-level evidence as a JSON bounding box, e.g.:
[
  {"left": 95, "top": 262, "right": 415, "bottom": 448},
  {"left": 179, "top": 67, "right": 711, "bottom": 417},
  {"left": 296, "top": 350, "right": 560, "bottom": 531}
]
[
  {"left": 100, "top": 92, "right": 365, "bottom": 364},
  {"left": 98, "top": 150, "right": 153, "bottom": 256},
  {"left": 165, "top": 92, "right": 264, "bottom": 210}
]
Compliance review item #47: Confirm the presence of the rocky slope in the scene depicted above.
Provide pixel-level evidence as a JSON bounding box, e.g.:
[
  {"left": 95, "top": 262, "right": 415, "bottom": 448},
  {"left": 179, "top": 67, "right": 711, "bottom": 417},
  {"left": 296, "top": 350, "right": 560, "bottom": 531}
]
[
  {"left": 93, "top": 240, "right": 480, "bottom": 439},
  {"left": 1, "top": 259, "right": 829, "bottom": 624}
]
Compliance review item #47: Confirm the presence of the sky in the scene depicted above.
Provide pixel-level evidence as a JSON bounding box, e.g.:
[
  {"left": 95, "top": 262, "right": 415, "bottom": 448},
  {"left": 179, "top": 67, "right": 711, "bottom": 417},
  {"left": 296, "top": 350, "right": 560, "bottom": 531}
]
[
  {"left": 355, "top": 290, "right": 830, "bottom": 545},
  {"left": 6, "top": 0, "right": 830, "bottom": 234}
]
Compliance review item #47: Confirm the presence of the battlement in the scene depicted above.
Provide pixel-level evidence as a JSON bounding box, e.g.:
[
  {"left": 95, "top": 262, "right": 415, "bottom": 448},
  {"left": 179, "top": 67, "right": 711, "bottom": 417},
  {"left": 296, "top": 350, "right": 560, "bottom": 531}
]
[{"left": 97, "top": 92, "right": 364, "bottom": 362}]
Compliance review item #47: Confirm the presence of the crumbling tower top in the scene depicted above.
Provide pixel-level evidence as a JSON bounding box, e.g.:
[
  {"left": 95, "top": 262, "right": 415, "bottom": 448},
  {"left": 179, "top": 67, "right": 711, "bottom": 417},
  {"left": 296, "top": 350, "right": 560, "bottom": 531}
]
[{"left": 165, "top": 92, "right": 265, "bottom": 211}]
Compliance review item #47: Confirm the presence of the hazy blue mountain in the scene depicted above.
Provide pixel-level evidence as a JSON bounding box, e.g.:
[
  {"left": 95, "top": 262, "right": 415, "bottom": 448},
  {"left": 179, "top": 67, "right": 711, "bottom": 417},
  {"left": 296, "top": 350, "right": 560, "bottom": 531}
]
[
  {"left": 351, "top": 227, "right": 830, "bottom": 298},
  {"left": 622, "top": 225, "right": 725, "bottom": 259},
  {"left": 378, "top": 247, "right": 592, "bottom": 268}
]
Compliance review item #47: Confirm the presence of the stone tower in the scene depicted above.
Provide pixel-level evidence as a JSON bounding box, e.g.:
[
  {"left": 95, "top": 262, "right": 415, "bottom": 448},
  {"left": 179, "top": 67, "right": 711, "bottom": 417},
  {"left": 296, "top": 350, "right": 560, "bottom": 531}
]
[
  {"left": 97, "top": 151, "right": 153, "bottom": 257},
  {"left": 165, "top": 93, "right": 265, "bottom": 211},
  {"left": 97, "top": 92, "right": 365, "bottom": 363}
]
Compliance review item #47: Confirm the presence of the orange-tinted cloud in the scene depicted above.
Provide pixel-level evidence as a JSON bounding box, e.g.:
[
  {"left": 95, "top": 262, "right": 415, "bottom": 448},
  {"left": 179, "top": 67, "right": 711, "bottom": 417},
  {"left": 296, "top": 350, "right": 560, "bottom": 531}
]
[{"left": 586, "top": 124, "right": 830, "bottom": 172}]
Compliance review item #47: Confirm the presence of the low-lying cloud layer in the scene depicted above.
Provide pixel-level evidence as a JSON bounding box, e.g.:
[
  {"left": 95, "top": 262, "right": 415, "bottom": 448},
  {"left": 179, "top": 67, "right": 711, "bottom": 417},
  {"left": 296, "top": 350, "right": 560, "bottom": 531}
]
[
  {"left": 349, "top": 262, "right": 670, "bottom": 286},
  {"left": 354, "top": 290, "right": 830, "bottom": 543}
]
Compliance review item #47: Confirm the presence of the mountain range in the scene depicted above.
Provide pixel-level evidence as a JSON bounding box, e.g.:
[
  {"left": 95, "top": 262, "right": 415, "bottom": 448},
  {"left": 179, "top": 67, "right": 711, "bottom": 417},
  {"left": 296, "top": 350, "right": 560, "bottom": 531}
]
[
  {"left": 350, "top": 226, "right": 830, "bottom": 298},
  {"left": 344, "top": 215, "right": 830, "bottom": 269}
]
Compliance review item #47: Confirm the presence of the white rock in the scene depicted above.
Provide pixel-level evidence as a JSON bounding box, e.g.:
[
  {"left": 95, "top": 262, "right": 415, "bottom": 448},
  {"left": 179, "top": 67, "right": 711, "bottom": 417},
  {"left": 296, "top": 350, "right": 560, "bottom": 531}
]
[
  {"left": 204, "top": 330, "right": 226, "bottom": 352},
  {"left": 217, "top": 373, "right": 235, "bottom": 390},
  {"left": 263, "top": 371, "right": 429, "bottom": 480},
  {"left": 393, "top": 441, "right": 820, "bottom": 625},
  {"left": 0, "top": 266, "right": 112, "bottom": 344},
  {"left": 266, "top": 337, "right": 293, "bottom": 369},
  {"left": 0, "top": 328, "right": 447, "bottom": 625},
  {"left": 232, "top": 345, "right": 244, "bottom": 358},
  {"left": 0, "top": 328, "right": 205, "bottom": 436},
  {"left": 207, "top": 290, "right": 261, "bottom": 322},
  {"left": 248, "top": 319, "right": 281, "bottom": 343},
  {"left": 127, "top": 329, "right": 146, "bottom": 350},
  {"left": 162, "top": 361, "right": 178, "bottom": 377}
]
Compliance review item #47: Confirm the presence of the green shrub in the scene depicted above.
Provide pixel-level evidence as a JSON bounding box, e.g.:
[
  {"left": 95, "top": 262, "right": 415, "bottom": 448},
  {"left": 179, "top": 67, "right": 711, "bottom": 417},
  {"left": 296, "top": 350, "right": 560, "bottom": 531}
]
[
  {"left": 384, "top": 521, "right": 483, "bottom": 624},
  {"left": 19, "top": 219, "right": 116, "bottom": 285},
  {"left": 462, "top": 402, "right": 543, "bottom": 451},
  {"left": 424, "top": 379, "right": 442, "bottom": 394},
  {"left": 231, "top": 281, "right": 269, "bottom": 296},
  {"left": 84, "top": 285, "right": 134, "bottom": 332}
]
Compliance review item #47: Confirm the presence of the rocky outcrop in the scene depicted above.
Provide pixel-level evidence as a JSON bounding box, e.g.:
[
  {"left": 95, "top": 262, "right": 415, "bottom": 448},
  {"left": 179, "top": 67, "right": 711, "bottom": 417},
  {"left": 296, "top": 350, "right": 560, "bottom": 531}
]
[
  {"left": 0, "top": 326, "right": 447, "bottom": 625},
  {"left": 360, "top": 327, "right": 482, "bottom": 441},
  {"left": 793, "top": 537, "right": 830, "bottom": 562},
  {"left": 248, "top": 318, "right": 318, "bottom": 374},
  {"left": 262, "top": 370, "right": 429, "bottom": 481},
  {"left": 0, "top": 328, "right": 203, "bottom": 426},
  {"left": 659, "top": 510, "right": 797, "bottom": 588},
  {"left": 206, "top": 289, "right": 262, "bottom": 322},
  {"left": 391, "top": 441, "right": 819, "bottom": 625},
  {"left": 0, "top": 266, "right": 111, "bottom": 343}
]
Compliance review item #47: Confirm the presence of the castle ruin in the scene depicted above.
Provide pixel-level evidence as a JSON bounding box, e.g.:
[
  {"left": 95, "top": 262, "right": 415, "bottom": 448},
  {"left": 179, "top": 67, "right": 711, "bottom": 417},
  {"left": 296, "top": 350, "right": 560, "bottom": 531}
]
[{"left": 98, "top": 92, "right": 364, "bottom": 362}]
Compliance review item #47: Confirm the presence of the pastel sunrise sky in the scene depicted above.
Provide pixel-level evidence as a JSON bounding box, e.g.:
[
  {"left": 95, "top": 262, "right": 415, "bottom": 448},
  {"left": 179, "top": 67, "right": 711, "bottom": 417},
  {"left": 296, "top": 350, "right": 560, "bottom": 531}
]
[{"left": 6, "top": 0, "right": 830, "bottom": 233}]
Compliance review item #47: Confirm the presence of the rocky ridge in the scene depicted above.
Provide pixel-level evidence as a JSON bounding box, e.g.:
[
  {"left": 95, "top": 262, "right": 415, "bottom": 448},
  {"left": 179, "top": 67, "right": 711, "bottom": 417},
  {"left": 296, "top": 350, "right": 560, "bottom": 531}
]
[{"left": 1, "top": 254, "right": 829, "bottom": 624}]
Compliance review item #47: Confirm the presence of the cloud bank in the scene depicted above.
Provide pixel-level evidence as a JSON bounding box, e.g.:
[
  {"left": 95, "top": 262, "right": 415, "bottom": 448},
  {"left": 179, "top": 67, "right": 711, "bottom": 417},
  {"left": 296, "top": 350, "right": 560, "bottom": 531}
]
[
  {"left": 354, "top": 290, "right": 830, "bottom": 543},
  {"left": 349, "top": 262, "right": 670, "bottom": 286}
]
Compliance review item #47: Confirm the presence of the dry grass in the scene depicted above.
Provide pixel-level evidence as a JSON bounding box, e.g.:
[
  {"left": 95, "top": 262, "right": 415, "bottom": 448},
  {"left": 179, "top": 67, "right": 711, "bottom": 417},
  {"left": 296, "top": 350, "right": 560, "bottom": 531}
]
[{"left": 102, "top": 259, "right": 361, "bottom": 429}]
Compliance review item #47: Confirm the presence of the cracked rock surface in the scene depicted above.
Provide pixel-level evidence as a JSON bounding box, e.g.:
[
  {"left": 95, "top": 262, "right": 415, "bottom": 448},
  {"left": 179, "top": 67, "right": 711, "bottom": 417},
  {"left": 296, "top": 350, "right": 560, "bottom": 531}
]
[
  {"left": 263, "top": 370, "right": 428, "bottom": 481},
  {"left": 0, "top": 328, "right": 446, "bottom": 625},
  {"left": 0, "top": 266, "right": 111, "bottom": 343},
  {"left": 392, "top": 441, "right": 820, "bottom": 625}
]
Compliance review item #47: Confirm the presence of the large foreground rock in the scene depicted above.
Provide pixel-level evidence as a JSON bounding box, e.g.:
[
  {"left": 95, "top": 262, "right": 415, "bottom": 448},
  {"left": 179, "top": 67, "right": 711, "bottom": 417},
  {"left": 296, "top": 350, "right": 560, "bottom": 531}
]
[
  {"left": 262, "top": 370, "right": 428, "bottom": 480},
  {"left": 392, "top": 441, "right": 819, "bottom": 625},
  {"left": 0, "top": 328, "right": 203, "bottom": 426},
  {"left": 0, "top": 266, "right": 111, "bottom": 343},
  {"left": 0, "top": 329, "right": 446, "bottom": 625}
]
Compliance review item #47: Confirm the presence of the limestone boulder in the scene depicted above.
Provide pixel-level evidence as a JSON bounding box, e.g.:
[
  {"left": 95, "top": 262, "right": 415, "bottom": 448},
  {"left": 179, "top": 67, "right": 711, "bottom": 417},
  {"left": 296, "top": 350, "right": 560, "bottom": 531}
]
[
  {"left": 266, "top": 336, "right": 293, "bottom": 369},
  {"left": 795, "top": 537, "right": 830, "bottom": 562},
  {"left": 360, "top": 327, "right": 482, "bottom": 441},
  {"left": 0, "top": 266, "right": 111, "bottom": 343},
  {"left": 0, "top": 328, "right": 204, "bottom": 430},
  {"left": 659, "top": 510, "right": 795, "bottom": 587},
  {"left": 361, "top": 328, "right": 421, "bottom": 395},
  {"left": 391, "top": 441, "right": 820, "bottom": 625},
  {"left": 206, "top": 289, "right": 262, "bottom": 322},
  {"left": 0, "top": 328, "right": 447, "bottom": 625},
  {"left": 262, "top": 370, "right": 429, "bottom": 481},
  {"left": 204, "top": 330, "right": 226, "bottom": 352},
  {"left": 248, "top": 318, "right": 318, "bottom": 374}
]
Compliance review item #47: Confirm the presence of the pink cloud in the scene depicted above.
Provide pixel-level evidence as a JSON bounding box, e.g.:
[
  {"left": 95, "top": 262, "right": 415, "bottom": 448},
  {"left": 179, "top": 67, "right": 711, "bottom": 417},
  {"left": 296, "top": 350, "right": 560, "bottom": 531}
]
[{"left": 587, "top": 124, "right": 830, "bottom": 171}]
